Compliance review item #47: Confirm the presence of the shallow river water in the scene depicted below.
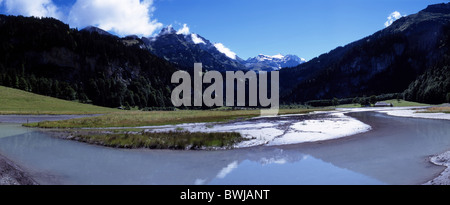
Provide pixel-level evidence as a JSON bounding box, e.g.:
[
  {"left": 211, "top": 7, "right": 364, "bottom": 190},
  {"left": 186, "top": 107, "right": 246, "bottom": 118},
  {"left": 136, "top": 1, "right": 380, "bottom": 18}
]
[{"left": 0, "top": 112, "right": 449, "bottom": 185}]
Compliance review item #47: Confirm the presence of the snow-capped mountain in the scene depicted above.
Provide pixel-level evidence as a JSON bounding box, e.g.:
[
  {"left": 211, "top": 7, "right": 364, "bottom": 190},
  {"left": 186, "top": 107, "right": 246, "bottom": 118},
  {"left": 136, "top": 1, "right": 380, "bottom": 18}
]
[
  {"left": 142, "top": 26, "right": 246, "bottom": 72},
  {"left": 140, "top": 26, "right": 305, "bottom": 72},
  {"left": 245, "top": 54, "right": 306, "bottom": 71}
]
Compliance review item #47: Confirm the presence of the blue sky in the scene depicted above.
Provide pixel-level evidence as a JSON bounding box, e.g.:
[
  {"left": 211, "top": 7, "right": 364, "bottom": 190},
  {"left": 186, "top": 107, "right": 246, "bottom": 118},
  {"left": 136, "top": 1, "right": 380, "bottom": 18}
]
[{"left": 0, "top": 0, "right": 448, "bottom": 60}]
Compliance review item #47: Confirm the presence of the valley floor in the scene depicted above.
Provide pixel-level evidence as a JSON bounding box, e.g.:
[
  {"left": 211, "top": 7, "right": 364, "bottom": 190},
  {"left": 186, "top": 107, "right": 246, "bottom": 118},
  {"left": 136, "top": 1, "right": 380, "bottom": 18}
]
[
  {"left": 1, "top": 106, "right": 450, "bottom": 185},
  {"left": 128, "top": 106, "right": 450, "bottom": 185},
  {"left": 140, "top": 111, "right": 372, "bottom": 148}
]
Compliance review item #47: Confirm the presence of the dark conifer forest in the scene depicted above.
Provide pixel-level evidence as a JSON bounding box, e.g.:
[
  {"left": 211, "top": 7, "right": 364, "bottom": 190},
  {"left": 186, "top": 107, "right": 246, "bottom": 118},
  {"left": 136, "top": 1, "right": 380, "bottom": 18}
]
[{"left": 0, "top": 15, "right": 176, "bottom": 108}]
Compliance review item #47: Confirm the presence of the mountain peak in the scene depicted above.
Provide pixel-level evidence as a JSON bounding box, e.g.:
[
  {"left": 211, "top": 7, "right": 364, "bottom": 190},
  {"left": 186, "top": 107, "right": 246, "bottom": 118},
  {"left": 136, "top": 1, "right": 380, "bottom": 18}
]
[
  {"left": 272, "top": 54, "right": 285, "bottom": 59},
  {"left": 255, "top": 54, "right": 283, "bottom": 60},
  {"left": 144, "top": 27, "right": 246, "bottom": 72},
  {"left": 246, "top": 54, "right": 306, "bottom": 71},
  {"left": 159, "top": 26, "right": 176, "bottom": 35}
]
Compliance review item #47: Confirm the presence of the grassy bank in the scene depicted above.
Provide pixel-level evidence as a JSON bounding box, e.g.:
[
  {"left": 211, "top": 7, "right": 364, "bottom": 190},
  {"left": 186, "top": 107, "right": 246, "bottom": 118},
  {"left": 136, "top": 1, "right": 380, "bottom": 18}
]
[
  {"left": 0, "top": 86, "right": 117, "bottom": 115},
  {"left": 26, "top": 108, "right": 326, "bottom": 128},
  {"left": 383, "top": 99, "right": 430, "bottom": 107},
  {"left": 1, "top": 85, "right": 328, "bottom": 128},
  {"left": 67, "top": 131, "right": 245, "bottom": 150},
  {"left": 328, "top": 99, "right": 431, "bottom": 108},
  {"left": 421, "top": 107, "right": 450, "bottom": 113}
]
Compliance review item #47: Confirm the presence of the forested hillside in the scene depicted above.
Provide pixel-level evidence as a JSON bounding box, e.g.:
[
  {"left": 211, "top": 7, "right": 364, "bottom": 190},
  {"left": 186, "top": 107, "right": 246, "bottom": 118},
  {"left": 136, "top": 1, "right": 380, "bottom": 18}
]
[
  {"left": 280, "top": 3, "right": 450, "bottom": 104},
  {"left": 0, "top": 15, "right": 177, "bottom": 108}
]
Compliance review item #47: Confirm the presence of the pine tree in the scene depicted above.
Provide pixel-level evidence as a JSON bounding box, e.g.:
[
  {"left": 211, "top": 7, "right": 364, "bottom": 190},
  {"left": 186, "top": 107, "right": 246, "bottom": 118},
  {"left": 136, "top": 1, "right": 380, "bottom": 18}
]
[
  {"left": 52, "top": 80, "right": 61, "bottom": 98},
  {"left": 332, "top": 97, "right": 339, "bottom": 107},
  {"left": 14, "top": 76, "right": 19, "bottom": 89},
  {"left": 29, "top": 75, "right": 37, "bottom": 92},
  {"left": 5, "top": 75, "right": 12, "bottom": 87},
  {"left": 78, "top": 92, "right": 89, "bottom": 103},
  {"left": 370, "top": 95, "right": 377, "bottom": 105},
  {"left": 61, "top": 82, "right": 76, "bottom": 100},
  {"left": 352, "top": 97, "right": 359, "bottom": 105},
  {"left": 18, "top": 77, "right": 28, "bottom": 91}
]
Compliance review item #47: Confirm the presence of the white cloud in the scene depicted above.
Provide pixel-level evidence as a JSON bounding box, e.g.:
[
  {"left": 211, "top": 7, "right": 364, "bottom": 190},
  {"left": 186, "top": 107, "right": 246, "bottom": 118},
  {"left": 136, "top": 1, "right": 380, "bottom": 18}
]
[
  {"left": 68, "top": 0, "right": 163, "bottom": 37},
  {"left": 176, "top": 23, "right": 190, "bottom": 35},
  {"left": 384, "top": 11, "right": 404, "bottom": 27},
  {"left": 191, "top": 34, "right": 206, "bottom": 44},
  {"left": 2, "top": 0, "right": 62, "bottom": 19},
  {"left": 214, "top": 43, "right": 237, "bottom": 60}
]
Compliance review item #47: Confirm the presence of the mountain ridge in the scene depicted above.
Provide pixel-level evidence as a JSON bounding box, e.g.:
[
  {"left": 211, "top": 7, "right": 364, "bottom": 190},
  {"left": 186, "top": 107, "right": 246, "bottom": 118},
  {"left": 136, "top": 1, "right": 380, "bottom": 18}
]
[
  {"left": 245, "top": 54, "right": 306, "bottom": 71},
  {"left": 279, "top": 2, "right": 450, "bottom": 104},
  {"left": 142, "top": 26, "right": 306, "bottom": 72},
  {"left": 0, "top": 15, "right": 177, "bottom": 108},
  {"left": 142, "top": 27, "right": 246, "bottom": 72}
]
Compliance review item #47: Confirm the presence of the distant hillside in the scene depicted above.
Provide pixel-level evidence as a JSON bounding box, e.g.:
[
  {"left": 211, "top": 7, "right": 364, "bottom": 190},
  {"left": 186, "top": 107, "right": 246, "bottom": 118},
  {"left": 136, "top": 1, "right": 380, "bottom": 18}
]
[
  {"left": 403, "top": 63, "right": 450, "bottom": 104},
  {"left": 0, "top": 86, "right": 116, "bottom": 114},
  {"left": 280, "top": 3, "right": 450, "bottom": 104},
  {"left": 0, "top": 15, "right": 177, "bottom": 109}
]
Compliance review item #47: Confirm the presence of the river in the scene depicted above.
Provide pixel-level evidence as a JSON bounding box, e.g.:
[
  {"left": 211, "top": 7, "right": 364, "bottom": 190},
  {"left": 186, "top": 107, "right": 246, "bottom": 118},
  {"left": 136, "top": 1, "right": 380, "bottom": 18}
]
[{"left": 0, "top": 112, "right": 449, "bottom": 185}]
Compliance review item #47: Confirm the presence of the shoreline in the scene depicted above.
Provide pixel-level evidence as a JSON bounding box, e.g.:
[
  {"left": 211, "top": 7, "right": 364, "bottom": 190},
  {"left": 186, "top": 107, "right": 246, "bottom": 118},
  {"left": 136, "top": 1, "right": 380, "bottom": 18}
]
[
  {"left": 0, "top": 114, "right": 101, "bottom": 185},
  {"left": 41, "top": 112, "right": 365, "bottom": 150},
  {"left": 140, "top": 112, "right": 372, "bottom": 148},
  {"left": 372, "top": 108, "right": 450, "bottom": 185},
  {"left": 424, "top": 151, "right": 450, "bottom": 185},
  {"left": 0, "top": 153, "right": 38, "bottom": 185},
  {"left": 0, "top": 114, "right": 102, "bottom": 124},
  {"left": 378, "top": 109, "right": 450, "bottom": 121}
]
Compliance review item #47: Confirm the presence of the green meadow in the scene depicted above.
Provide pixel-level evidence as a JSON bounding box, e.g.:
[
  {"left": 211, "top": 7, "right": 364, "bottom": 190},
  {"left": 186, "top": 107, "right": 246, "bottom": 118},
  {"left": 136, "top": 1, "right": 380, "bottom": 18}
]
[
  {"left": 1, "top": 86, "right": 325, "bottom": 128},
  {"left": 3, "top": 85, "right": 446, "bottom": 150},
  {"left": 0, "top": 86, "right": 117, "bottom": 115}
]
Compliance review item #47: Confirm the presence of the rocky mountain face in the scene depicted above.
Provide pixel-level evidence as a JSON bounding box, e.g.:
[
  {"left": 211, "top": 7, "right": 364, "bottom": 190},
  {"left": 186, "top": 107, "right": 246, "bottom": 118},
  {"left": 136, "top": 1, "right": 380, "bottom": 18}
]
[
  {"left": 280, "top": 3, "right": 450, "bottom": 104},
  {"left": 142, "top": 26, "right": 306, "bottom": 72},
  {"left": 142, "top": 27, "right": 246, "bottom": 72}
]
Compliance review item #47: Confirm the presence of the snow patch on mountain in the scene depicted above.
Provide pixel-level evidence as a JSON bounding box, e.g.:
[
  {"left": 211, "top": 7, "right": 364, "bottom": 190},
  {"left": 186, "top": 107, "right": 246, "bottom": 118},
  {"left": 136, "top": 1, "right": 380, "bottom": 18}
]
[
  {"left": 245, "top": 54, "right": 306, "bottom": 71},
  {"left": 272, "top": 54, "right": 284, "bottom": 59},
  {"left": 214, "top": 43, "right": 237, "bottom": 60},
  {"left": 191, "top": 34, "right": 206, "bottom": 45}
]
